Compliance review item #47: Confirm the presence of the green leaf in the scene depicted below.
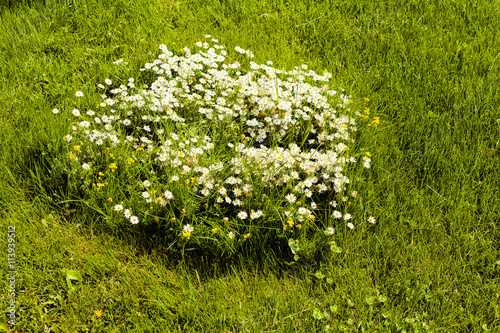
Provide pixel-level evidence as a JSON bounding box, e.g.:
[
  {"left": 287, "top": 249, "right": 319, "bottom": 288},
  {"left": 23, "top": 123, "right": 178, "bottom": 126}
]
[
  {"left": 0, "top": 322, "right": 8, "bottom": 332},
  {"left": 330, "top": 244, "right": 342, "bottom": 253},
  {"left": 330, "top": 304, "right": 338, "bottom": 313},
  {"left": 66, "top": 270, "right": 82, "bottom": 290},
  {"left": 66, "top": 270, "right": 82, "bottom": 281},
  {"left": 326, "top": 277, "right": 334, "bottom": 284},
  {"left": 365, "top": 296, "right": 376, "bottom": 306},
  {"left": 288, "top": 239, "right": 300, "bottom": 254},
  {"left": 378, "top": 295, "right": 388, "bottom": 303},
  {"left": 347, "top": 299, "right": 354, "bottom": 307},
  {"left": 314, "top": 271, "right": 325, "bottom": 279},
  {"left": 313, "top": 308, "right": 323, "bottom": 320}
]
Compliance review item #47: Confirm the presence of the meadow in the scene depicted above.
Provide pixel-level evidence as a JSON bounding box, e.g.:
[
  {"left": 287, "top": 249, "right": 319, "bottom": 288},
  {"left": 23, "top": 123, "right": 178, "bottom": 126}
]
[{"left": 0, "top": 0, "right": 499, "bottom": 331}]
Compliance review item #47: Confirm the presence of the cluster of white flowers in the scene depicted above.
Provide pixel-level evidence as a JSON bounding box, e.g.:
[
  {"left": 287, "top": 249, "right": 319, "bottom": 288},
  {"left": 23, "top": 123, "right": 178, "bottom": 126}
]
[{"left": 58, "top": 35, "right": 374, "bottom": 245}]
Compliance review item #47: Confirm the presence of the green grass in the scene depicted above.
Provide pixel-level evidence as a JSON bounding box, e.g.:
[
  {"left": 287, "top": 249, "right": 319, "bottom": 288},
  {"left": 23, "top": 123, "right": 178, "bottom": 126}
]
[{"left": 1, "top": 0, "right": 499, "bottom": 331}]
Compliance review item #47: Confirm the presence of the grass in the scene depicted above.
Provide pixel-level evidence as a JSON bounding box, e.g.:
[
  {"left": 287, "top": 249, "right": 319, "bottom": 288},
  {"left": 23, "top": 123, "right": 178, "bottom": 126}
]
[{"left": 1, "top": 0, "right": 499, "bottom": 331}]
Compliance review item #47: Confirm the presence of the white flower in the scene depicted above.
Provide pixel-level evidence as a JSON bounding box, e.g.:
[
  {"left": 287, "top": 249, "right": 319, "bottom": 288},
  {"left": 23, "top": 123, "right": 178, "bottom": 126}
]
[
  {"left": 237, "top": 211, "right": 247, "bottom": 220},
  {"left": 326, "top": 227, "right": 335, "bottom": 235},
  {"left": 347, "top": 222, "right": 354, "bottom": 230},
  {"left": 114, "top": 204, "right": 123, "bottom": 211},
  {"left": 228, "top": 231, "right": 234, "bottom": 240},
  {"left": 75, "top": 91, "right": 84, "bottom": 97},
  {"left": 250, "top": 210, "right": 262, "bottom": 219},
  {"left": 332, "top": 211, "right": 342, "bottom": 219},
  {"left": 72, "top": 109, "right": 81, "bottom": 117},
  {"left": 344, "top": 213, "right": 351, "bottom": 220},
  {"left": 52, "top": 108, "right": 59, "bottom": 114},
  {"left": 367, "top": 216, "right": 376, "bottom": 224},
  {"left": 183, "top": 224, "right": 194, "bottom": 233},
  {"left": 285, "top": 193, "right": 296, "bottom": 203},
  {"left": 164, "top": 190, "right": 174, "bottom": 200},
  {"left": 105, "top": 79, "right": 112, "bottom": 85},
  {"left": 124, "top": 209, "right": 131, "bottom": 219},
  {"left": 82, "top": 163, "right": 90, "bottom": 170},
  {"left": 143, "top": 180, "right": 151, "bottom": 187},
  {"left": 297, "top": 207, "right": 307, "bottom": 215},
  {"left": 130, "top": 216, "right": 139, "bottom": 224},
  {"left": 142, "top": 191, "right": 150, "bottom": 199}
]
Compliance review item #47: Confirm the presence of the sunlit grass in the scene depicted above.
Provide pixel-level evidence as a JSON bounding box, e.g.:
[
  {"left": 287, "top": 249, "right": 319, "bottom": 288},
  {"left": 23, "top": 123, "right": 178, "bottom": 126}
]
[{"left": 1, "top": 0, "right": 499, "bottom": 331}]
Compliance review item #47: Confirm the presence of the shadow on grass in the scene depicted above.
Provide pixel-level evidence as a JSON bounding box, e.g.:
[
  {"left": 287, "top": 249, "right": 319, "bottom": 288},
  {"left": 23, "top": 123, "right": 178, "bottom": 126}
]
[{"left": 13, "top": 139, "right": 330, "bottom": 281}]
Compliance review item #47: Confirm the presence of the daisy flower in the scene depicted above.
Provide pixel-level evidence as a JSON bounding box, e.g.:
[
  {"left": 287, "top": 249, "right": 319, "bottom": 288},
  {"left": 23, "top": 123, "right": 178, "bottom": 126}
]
[
  {"left": 105, "top": 79, "right": 112, "bottom": 85},
  {"left": 332, "top": 211, "right": 342, "bottom": 219},
  {"left": 237, "top": 211, "right": 247, "bottom": 220},
  {"left": 347, "top": 222, "right": 354, "bottom": 230},
  {"left": 72, "top": 109, "right": 81, "bottom": 117},
  {"left": 75, "top": 91, "right": 84, "bottom": 97},
  {"left": 285, "top": 193, "right": 296, "bottom": 203},
  {"left": 114, "top": 204, "right": 123, "bottom": 211},
  {"left": 326, "top": 227, "right": 335, "bottom": 235},
  {"left": 143, "top": 180, "right": 151, "bottom": 187},
  {"left": 367, "top": 216, "right": 376, "bottom": 224},
  {"left": 344, "top": 213, "right": 351, "bottom": 220},
  {"left": 130, "top": 216, "right": 139, "bottom": 224},
  {"left": 52, "top": 108, "right": 59, "bottom": 114},
  {"left": 250, "top": 211, "right": 260, "bottom": 219},
  {"left": 228, "top": 231, "right": 235, "bottom": 240},
  {"left": 82, "top": 163, "right": 90, "bottom": 171},
  {"left": 124, "top": 209, "right": 131, "bottom": 219},
  {"left": 183, "top": 224, "right": 194, "bottom": 233}
]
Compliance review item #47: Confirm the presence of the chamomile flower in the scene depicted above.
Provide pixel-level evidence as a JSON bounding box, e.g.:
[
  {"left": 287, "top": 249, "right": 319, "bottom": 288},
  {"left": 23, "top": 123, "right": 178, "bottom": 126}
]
[
  {"left": 285, "top": 193, "right": 296, "bottom": 203},
  {"left": 367, "top": 216, "right": 376, "bottom": 224},
  {"left": 347, "top": 222, "right": 354, "bottom": 229},
  {"left": 57, "top": 37, "right": 371, "bottom": 257},
  {"left": 52, "top": 108, "right": 59, "bottom": 114},
  {"left": 82, "top": 163, "right": 91, "bottom": 171}
]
